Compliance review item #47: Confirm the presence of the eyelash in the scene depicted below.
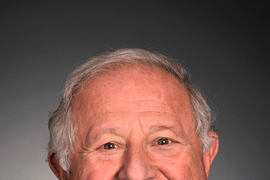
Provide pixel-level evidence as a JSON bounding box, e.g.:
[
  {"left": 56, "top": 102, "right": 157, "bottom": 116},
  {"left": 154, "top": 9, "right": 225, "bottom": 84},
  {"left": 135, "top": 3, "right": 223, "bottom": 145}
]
[
  {"left": 101, "top": 142, "right": 117, "bottom": 150},
  {"left": 99, "top": 141, "right": 124, "bottom": 151},
  {"left": 155, "top": 137, "right": 172, "bottom": 145}
]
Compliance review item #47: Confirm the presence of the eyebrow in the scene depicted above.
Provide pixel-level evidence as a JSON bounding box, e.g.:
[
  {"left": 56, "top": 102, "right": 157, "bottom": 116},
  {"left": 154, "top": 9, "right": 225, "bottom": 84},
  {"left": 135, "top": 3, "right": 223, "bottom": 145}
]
[
  {"left": 85, "top": 128, "right": 124, "bottom": 147},
  {"left": 149, "top": 125, "right": 175, "bottom": 132},
  {"left": 95, "top": 128, "right": 123, "bottom": 138},
  {"left": 149, "top": 125, "right": 182, "bottom": 137}
]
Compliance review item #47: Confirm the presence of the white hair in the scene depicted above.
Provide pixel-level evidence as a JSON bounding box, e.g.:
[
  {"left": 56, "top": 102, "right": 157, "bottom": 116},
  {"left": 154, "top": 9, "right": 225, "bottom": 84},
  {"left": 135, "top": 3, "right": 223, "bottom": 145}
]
[{"left": 48, "top": 48, "right": 216, "bottom": 173}]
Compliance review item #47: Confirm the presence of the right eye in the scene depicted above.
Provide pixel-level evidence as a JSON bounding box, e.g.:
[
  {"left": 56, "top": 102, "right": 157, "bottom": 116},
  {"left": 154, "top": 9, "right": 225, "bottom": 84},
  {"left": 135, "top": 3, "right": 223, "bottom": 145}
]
[
  {"left": 102, "top": 142, "right": 117, "bottom": 150},
  {"left": 156, "top": 138, "right": 171, "bottom": 145}
]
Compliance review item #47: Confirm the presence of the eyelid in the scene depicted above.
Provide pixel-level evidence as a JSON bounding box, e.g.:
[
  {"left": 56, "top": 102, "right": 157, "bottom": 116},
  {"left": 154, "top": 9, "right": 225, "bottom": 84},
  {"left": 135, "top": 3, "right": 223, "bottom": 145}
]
[
  {"left": 98, "top": 141, "right": 124, "bottom": 150},
  {"left": 152, "top": 137, "right": 174, "bottom": 145},
  {"left": 102, "top": 142, "right": 117, "bottom": 149}
]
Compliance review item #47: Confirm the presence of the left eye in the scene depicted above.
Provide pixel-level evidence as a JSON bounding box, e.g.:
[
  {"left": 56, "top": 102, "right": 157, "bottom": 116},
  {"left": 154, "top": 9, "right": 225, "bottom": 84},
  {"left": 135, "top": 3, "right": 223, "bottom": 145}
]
[
  {"left": 102, "top": 142, "right": 116, "bottom": 150},
  {"left": 156, "top": 138, "right": 171, "bottom": 145}
]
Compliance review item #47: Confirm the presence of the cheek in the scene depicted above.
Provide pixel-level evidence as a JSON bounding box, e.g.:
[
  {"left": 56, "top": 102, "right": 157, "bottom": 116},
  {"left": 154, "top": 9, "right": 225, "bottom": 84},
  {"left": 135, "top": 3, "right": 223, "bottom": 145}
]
[
  {"left": 151, "top": 148, "right": 205, "bottom": 179},
  {"left": 73, "top": 155, "right": 123, "bottom": 180},
  {"left": 154, "top": 155, "right": 192, "bottom": 178}
]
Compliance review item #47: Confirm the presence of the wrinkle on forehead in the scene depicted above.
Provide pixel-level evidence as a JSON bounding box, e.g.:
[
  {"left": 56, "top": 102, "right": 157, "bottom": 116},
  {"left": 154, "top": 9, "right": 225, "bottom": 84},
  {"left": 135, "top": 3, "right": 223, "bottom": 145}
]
[
  {"left": 75, "top": 99, "right": 179, "bottom": 114},
  {"left": 73, "top": 98, "right": 193, "bottom": 129},
  {"left": 72, "top": 65, "right": 196, "bottom": 138}
]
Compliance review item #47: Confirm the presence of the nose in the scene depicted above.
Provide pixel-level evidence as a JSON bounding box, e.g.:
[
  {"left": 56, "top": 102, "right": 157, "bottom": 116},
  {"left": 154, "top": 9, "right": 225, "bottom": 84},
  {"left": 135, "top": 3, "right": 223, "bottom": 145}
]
[{"left": 118, "top": 146, "right": 157, "bottom": 180}]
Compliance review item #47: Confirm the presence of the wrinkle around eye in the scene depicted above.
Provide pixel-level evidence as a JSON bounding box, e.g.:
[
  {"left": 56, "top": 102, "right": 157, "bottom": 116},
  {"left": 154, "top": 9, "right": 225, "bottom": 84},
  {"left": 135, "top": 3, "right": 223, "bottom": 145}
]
[
  {"left": 149, "top": 137, "right": 185, "bottom": 157},
  {"left": 102, "top": 142, "right": 117, "bottom": 150},
  {"left": 96, "top": 141, "right": 126, "bottom": 152},
  {"left": 152, "top": 137, "right": 178, "bottom": 146},
  {"left": 156, "top": 138, "right": 172, "bottom": 145},
  {"left": 93, "top": 142, "right": 126, "bottom": 161}
]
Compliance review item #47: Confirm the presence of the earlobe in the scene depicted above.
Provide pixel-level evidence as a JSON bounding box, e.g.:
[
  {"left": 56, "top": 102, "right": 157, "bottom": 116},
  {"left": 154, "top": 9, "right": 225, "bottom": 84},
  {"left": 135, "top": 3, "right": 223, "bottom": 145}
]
[
  {"left": 48, "top": 151, "right": 69, "bottom": 180},
  {"left": 203, "top": 131, "right": 219, "bottom": 178}
]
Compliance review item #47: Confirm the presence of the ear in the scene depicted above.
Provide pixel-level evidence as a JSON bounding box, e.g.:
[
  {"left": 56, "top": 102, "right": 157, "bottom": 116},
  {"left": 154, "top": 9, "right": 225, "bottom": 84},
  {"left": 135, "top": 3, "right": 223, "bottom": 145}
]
[
  {"left": 48, "top": 151, "right": 69, "bottom": 180},
  {"left": 203, "top": 131, "right": 219, "bottom": 178}
]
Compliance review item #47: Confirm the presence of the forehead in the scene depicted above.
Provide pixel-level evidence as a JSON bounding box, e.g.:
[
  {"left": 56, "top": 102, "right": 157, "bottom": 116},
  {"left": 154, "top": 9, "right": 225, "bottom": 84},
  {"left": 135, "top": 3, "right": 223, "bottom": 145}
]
[{"left": 72, "top": 65, "right": 194, "bottom": 129}]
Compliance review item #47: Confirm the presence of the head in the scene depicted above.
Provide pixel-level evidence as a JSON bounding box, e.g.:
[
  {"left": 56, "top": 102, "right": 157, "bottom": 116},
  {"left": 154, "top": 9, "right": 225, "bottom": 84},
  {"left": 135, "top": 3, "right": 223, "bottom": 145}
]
[{"left": 48, "top": 49, "right": 219, "bottom": 179}]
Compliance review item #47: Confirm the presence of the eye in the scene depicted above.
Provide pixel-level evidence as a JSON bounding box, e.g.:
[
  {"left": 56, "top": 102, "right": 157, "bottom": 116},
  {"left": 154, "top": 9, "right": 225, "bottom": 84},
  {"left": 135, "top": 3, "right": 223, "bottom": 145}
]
[
  {"left": 157, "top": 138, "right": 171, "bottom": 145},
  {"left": 102, "top": 142, "right": 116, "bottom": 150}
]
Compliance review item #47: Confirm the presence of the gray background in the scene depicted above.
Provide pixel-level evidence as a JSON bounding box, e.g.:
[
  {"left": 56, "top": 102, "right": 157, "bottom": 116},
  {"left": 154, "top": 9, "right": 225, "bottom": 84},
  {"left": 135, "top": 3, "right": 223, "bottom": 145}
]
[{"left": 1, "top": 1, "right": 269, "bottom": 179}]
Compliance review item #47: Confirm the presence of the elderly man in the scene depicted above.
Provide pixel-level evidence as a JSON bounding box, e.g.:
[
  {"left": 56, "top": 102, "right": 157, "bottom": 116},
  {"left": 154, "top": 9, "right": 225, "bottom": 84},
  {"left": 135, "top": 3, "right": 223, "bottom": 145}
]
[{"left": 48, "top": 49, "right": 219, "bottom": 179}]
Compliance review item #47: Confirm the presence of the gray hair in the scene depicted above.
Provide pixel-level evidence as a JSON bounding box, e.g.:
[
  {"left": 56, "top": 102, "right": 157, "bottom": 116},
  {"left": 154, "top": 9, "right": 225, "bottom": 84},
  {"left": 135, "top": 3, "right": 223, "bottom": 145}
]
[{"left": 48, "top": 48, "right": 216, "bottom": 173}]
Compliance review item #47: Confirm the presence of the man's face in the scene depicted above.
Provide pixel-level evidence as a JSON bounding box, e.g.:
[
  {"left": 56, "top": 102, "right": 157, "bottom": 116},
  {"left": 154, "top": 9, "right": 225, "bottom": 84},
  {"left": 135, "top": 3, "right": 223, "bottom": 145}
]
[{"left": 66, "top": 66, "right": 215, "bottom": 180}]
